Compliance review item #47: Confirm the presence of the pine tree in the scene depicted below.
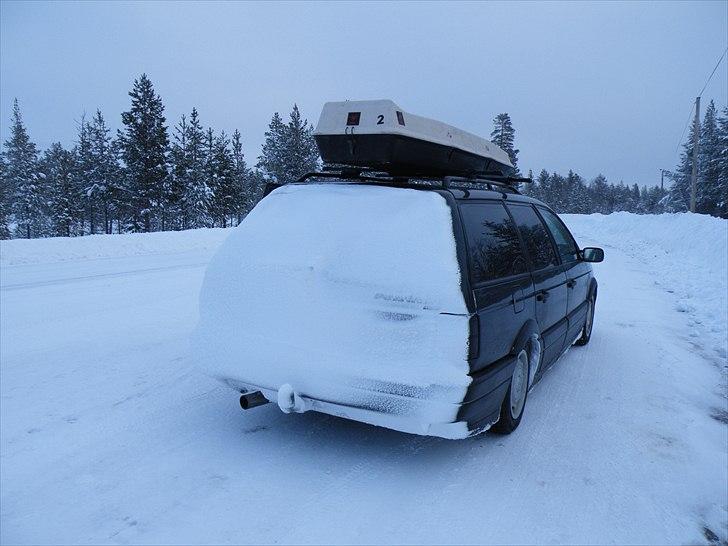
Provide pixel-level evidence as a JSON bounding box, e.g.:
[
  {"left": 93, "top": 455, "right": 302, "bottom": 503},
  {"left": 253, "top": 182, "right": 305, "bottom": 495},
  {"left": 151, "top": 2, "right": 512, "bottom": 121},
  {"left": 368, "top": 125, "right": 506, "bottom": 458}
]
[
  {"left": 715, "top": 107, "right": 728, "bottom": 218},
  {"left": 530, "top": 169, "right": 550, "bottom": 202},
  {"left": 0, "top": 155, "right": 11, "bottom": 239},
  {"left": 258, "top": 112, "right": 288, "bottom": 183},
  {"left": 231, "top": 129, "right": 249, "bottom": 222},
  {"left": 118, "top": 74, "right": 169, "bottom": 232},
  {"left": 258, "top": 106, "right": 319, "bottom": 183},
  {"left": 169, "top": 114, "right": 190, "bottom": 230},
  {"left": 73, "top": 116, "right": 93, "bottom": 234},
  {"left": 698, "top": 100, "right": 721, "bottom": 216},
  {"left": 86, "top": 110, "right": 120, "bottom": 234},
  {"left": 589, "top": 174, "right": 610, "bottom": 214},
  {"left": 202, "top": 128, "right": 218, "bottom": 227},
  {"left": 3, "top": 99, "right": 43, "bottom": 238},
  {"left": 180, "top": 108, "right": 210, "bottom": 229},
  {"left": 283, "top": 104, "right": 319, "bottom": 181},
  {"left": 210, "top": 131, "right": 236, "bottom": 227},
  {"left": 490, "top": 113, "right": 520, "bottom": 174},
  {"left": 565, "top": 170, "right": 590, "bottom": 213},
  {"left": 42, "top": 142, "right": 78, "bottom": 237}
]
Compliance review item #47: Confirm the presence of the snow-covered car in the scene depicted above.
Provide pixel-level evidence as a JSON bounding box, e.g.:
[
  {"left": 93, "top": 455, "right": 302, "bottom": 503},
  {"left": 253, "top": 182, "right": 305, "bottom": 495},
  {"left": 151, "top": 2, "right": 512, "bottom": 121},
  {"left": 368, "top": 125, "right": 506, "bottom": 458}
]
[
  {"left": 193, "top": 101, "right": 604, "bottom": 438},
  {"left": 193, "top": 176, "right": 603, "bottom": 438}
]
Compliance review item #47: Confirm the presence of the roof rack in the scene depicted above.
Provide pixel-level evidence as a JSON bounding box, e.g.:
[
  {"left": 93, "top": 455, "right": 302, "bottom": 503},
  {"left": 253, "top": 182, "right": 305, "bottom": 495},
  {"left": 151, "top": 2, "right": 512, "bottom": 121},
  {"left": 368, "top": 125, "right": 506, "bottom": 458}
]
[{"left": 295, "top": 167, "right": 530, "bottom": 195}]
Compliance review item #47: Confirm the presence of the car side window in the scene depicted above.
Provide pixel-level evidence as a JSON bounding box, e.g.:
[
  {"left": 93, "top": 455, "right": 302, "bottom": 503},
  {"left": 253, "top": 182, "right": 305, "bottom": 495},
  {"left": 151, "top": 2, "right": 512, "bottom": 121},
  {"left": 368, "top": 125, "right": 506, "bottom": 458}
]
[
  {"left": 538, "top": 208, "right": 579, "bottom": 263},
  {"left": 506, "top": 204, "right": 558, "bottom": 270},
  {"left": 459, "top": 202, "right": 528, "bottom": 284}
]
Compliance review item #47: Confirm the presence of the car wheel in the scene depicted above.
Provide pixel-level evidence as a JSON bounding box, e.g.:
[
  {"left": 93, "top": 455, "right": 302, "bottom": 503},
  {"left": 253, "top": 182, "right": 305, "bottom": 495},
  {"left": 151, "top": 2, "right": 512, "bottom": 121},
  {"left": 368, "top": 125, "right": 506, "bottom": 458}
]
[
  {"left": 492, "top": 348, "right": 530, "bottom": 434},
  {"left": 574, "top": 296, "right": 595, "bottom": 346}
]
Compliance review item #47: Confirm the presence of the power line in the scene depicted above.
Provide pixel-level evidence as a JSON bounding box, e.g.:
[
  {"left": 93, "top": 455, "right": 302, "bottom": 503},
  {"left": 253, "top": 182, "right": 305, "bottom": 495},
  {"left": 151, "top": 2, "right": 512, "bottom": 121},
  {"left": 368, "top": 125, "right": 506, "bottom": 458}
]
[
  {"left": 675, "top": 47, "right": 728, "bottom": 153},
  {"left": 698, "top": 47, "right": 728, "bottom": 98},
  {"left": 675, "top": 102, "right": 695, "bottom": 154}
]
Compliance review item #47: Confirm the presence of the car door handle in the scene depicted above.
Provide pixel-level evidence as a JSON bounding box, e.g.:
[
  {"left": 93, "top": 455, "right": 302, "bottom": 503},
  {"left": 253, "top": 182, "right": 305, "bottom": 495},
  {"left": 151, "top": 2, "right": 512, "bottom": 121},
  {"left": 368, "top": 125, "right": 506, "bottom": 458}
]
[
  {"left": 566, "top": 280, "right": 576, "bottom": 289},
  {"left": 536, "top": 290, "right": 550, "bottom": 302}
]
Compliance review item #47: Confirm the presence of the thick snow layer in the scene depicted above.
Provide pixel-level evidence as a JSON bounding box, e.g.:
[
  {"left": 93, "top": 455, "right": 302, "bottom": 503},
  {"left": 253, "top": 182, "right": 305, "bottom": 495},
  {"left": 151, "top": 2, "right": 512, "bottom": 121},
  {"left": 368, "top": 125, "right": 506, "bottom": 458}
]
[
  {"left": 0, "top": 228, "right": 231, "bottom": 266},
  {"left": 562, "top": 212, "right": 728, "bottom": 365},
  {"left": 1, "top": 211, "right": 726, "bottom": 544},
  {"left": 193, "top": 184, "right": 471, "bottom": 437}
]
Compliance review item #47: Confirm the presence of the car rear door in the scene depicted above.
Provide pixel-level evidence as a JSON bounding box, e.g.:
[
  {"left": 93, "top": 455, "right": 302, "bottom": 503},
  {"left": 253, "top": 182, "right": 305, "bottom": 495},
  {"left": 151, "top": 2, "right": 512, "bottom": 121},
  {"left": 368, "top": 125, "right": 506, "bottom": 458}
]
[
  {"left": 536, "top": 206, "right": 592, "bottom": 344},
  {"left": 458, "top": 201, "right": 535, "bottom": 375},
  {"left": 506, "top": 203, "right": 569, "bottom": 367}
]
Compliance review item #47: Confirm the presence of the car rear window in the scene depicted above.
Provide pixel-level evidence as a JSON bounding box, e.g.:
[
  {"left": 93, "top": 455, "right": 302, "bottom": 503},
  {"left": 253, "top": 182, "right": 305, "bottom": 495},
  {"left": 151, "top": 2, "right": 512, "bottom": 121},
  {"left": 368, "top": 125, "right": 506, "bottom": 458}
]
[
  {"left": 459, "top": 202, "right": 528, "bottom": 284},
  {"left": 506, "top": 204, "right": 558, "bottom": 271}
]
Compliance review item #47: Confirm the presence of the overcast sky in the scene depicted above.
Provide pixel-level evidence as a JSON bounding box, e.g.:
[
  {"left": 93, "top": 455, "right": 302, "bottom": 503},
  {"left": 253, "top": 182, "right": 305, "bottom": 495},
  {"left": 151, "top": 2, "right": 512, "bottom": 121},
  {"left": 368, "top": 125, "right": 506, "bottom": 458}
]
[{"left": 1, "top": 1, "right": 726, "bottom": 186}]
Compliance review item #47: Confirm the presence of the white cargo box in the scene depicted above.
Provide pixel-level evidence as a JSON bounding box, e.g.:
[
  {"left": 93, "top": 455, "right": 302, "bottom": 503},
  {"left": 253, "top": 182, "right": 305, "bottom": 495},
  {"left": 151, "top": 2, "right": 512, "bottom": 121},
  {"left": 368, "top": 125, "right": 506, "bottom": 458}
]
[{"left": 313, "top": 99, "right": 513, "bottom": 177}]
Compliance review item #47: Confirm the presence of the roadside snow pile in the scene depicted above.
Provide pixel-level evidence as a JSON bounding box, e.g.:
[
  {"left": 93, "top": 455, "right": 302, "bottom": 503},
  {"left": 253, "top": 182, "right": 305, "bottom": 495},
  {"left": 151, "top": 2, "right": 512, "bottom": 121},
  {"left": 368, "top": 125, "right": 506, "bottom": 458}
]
[
  {"left": 0, "top": 228, "right": 232, "bottom": 266},
  {"left": 193, "top": 184, "right": 472, "bottom": 438},
  {"left": 563, "top": 212, "right": 728, "bottom": 363}
]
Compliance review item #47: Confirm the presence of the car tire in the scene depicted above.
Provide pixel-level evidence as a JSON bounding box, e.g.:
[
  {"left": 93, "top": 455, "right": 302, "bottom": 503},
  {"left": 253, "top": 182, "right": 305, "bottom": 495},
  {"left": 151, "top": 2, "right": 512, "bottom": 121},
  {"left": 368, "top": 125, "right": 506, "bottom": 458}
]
[
  {"left": 574, "top": 296, "right": 595, "bottom": 346},
  {"left": 492, "top": 348, "right": 530, "bottom": 434}
]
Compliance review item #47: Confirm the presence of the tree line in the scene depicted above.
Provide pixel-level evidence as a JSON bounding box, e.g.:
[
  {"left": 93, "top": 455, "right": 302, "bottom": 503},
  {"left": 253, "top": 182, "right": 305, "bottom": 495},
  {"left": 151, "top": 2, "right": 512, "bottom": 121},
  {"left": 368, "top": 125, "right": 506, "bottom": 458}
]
[
  {"left": 1, "top": 76, "right": 726, "bottom": 240},
  {"left": 0, "top": 74, "right": 319, "bottom": 239},
  {"left": 492, "top": 107, "right": 727, "bottom": 217}
]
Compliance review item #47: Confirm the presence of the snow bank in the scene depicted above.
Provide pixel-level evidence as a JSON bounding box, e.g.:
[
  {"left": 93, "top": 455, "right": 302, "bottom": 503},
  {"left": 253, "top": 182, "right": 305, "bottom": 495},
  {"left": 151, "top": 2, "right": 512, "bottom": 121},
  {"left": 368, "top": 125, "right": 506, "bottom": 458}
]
[
  {"left": 0, "top": 228, "right": 232, "bottom": 267},
  {"left": 562, "top": 212, "right": 728, "bottom": 362},
  {"left": 193, "top": 184, "right": 471, "bottom": 438}
]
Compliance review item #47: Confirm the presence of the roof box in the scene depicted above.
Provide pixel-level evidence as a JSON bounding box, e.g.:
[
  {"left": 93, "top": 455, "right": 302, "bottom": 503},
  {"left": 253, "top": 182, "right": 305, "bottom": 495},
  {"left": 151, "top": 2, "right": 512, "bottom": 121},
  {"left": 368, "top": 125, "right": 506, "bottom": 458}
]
[{"left": 313, "top": 100, "right": 514, "bottom": 177}]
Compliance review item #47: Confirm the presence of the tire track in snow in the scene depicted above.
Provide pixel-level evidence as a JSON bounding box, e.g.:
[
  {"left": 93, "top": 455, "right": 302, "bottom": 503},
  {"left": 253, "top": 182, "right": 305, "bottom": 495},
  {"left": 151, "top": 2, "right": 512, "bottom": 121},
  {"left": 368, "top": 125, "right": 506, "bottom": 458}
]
[{"left": 0, "top": 262, "right": 208, "bottom": 291}]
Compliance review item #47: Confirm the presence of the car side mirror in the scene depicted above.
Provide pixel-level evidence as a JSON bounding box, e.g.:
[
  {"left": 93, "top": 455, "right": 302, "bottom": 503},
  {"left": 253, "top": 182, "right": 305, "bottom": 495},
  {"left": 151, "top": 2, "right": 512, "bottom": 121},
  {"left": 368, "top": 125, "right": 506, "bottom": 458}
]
[{"left": 580, "top": 247, "right": 604, "bottom": 263}]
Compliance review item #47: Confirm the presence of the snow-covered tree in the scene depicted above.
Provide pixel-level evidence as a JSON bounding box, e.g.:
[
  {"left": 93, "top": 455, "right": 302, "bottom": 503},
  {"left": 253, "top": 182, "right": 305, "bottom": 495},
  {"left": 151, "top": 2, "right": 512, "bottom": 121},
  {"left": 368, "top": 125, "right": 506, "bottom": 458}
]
[
  {"left": 0, "top": 155, "right": 11, "bottom": 239},
  {"left": 73, "top": 116, "right": 94, "bottom": 234},
  {"left": 42, "top": 142, "right": 79, "bottom": 237},
  {"left": 3, "top": 99, "right": 43, "bottom": 238},
  {"left": 490, "top": 113, "right": 520, "bottom": 174},
  {"left": 258, "top": 112, "right": 287, "bottom": 183},
  {"left": 210, "top": 130, "right": 236, "bottom": 227},
  {"left": 231, "top": 129, "right": 249, "bottom": 223},
  {"left": 118, "top": 74, "right": 169, "bottom": 232},
  {"left": 667, "top": 99, "right": 727, "bottom": 216},
  {"left": 698, "top": 100, "right": 721, "bottom": 216},
  {"left": 589, "top": 174, "right": 610, "bottom": 214},
  {"left": 258, "top": 105, "right": 319, "bottom": 183},
  {"left": 86, "top": 110, "right": 121, "bottom": 233},
  {"left": 177, "top": 108, "right": 210, "bottom": 229},
  {"left": 669, "top": 104, "right": 703, "bottom": 213},
  {"left": 283, "top": 104, "right": 319, "bottom": 181},
  {"left": 526, "top": 169, "right": 550, "bottom": 202},
  {"left": 715, "top": 106, "right": 728, "bottom": 218},
  {"left": 169, "top": 113, "right": 190, "bottom": 230},
  {"left": 200, "top": 127, "right": 218, "bottom": 227}
]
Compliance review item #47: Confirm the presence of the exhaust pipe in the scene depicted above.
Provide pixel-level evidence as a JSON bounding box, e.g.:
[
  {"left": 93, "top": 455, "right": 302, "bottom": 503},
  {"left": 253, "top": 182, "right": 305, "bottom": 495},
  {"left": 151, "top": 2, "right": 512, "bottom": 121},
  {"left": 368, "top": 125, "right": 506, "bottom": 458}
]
[{"left": 239, "top": 391, "right": 269, "bottom": 410}]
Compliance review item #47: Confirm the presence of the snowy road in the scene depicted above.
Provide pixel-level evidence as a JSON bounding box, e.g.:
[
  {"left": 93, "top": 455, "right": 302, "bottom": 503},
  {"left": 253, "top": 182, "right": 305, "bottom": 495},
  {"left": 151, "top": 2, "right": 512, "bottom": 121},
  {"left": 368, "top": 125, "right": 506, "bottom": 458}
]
[{"left": 1, "top": 216, "right": 726, "bottom": 545}]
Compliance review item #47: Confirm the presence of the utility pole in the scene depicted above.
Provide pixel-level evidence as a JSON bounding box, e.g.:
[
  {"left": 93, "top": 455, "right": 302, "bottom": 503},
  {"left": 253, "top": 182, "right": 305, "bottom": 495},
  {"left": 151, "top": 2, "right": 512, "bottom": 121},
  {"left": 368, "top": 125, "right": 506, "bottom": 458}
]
[
  {"left": 690, "top": 96, "right": 701, "bottom": 213},
  {"left": 660, "top": 169, "right": 672, "bottom": 191}
]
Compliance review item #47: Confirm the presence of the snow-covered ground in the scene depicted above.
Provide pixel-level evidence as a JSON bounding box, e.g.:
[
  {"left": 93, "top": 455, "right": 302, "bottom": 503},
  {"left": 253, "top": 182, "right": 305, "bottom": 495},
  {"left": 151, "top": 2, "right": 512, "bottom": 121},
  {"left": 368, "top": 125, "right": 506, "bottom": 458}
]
[{"left": 1, "top": 212, "right": 726, "bottom": 545}]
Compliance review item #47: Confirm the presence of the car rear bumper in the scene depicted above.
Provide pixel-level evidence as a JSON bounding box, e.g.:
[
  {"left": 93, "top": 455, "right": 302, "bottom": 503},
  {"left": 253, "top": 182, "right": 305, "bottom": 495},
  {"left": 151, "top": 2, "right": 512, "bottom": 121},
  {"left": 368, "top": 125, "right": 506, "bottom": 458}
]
[{"left": 220, "top": 376, "right": 477, "bottom": 440}]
